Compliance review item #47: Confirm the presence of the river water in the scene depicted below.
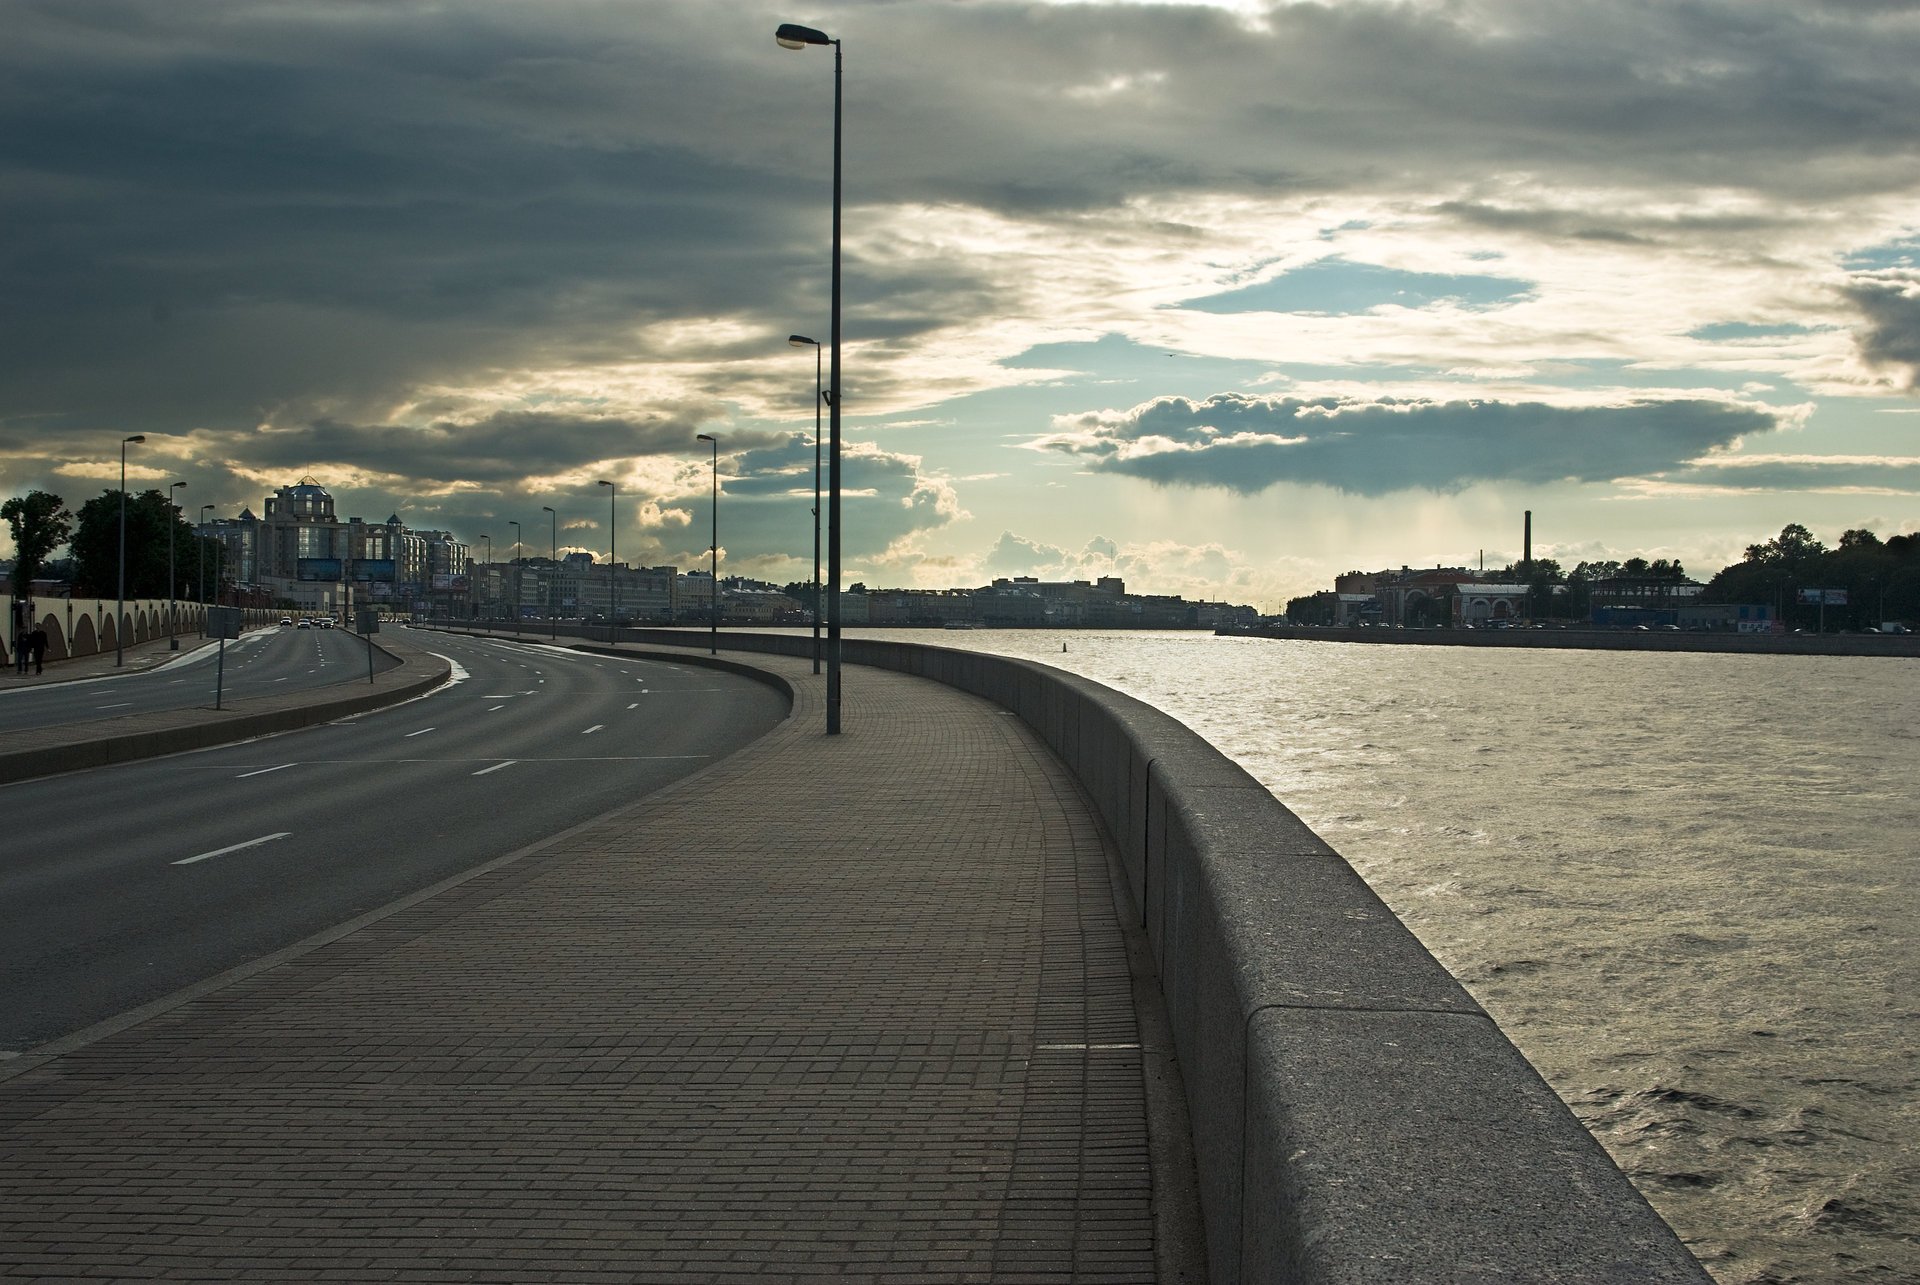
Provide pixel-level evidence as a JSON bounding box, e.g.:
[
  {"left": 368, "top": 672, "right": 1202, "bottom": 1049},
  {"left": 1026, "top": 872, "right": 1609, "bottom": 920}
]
[{"left": 856, "top": 629, "right": 1918, "bottom": 1285}]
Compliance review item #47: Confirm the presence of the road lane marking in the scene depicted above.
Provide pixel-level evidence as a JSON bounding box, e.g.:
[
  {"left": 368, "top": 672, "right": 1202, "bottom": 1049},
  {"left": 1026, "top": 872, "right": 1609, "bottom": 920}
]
[
  {"left": 473, "top": 760, "right": 518, "bottom": 776},
  {"left": 489, "top": 705, "right": 505, "bottom": 712},
  {"left": 582, "top": 724, "right": 604, "bottom": 734},
  {"left": 405, "top": 727, "right": 436, "bottom": 737},
  {"left": 174, "top": 832, "right": 292, "bottom": 865},
  {"left": 96, "top": 702, "right": 134, "bottom": 709},
  {"left": 424, "top": 653, "right": 471, "bottom": 686},
  {"left": 236, "top": 763, "right": 295, "bottom": 778},
  {"left": 627, "top": 702, "right": 639, "bottom": 709},
  {"left": 480, "top": 694, "right": 519, "bottom": 698}
]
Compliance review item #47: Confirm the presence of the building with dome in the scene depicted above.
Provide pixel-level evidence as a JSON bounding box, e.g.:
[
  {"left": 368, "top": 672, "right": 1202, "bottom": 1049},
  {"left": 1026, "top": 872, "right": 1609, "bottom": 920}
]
[{"left": 193, "top": 478, "right": 468, "bottom": 615}]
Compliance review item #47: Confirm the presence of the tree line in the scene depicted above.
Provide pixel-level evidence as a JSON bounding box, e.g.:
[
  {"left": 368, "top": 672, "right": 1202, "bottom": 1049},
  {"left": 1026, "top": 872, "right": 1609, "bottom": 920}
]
[{"left": 5, "top": 488, "right": 222, "bottom": 602}]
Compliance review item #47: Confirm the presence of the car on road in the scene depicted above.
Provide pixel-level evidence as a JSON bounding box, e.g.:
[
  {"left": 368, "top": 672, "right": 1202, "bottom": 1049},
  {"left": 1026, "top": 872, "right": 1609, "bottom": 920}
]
[
  {"left": 296, "top": 620, "right": 311, "bottom": 629},
  {"left": 279, "top": 617, "right": 294, "bottom": 627}
]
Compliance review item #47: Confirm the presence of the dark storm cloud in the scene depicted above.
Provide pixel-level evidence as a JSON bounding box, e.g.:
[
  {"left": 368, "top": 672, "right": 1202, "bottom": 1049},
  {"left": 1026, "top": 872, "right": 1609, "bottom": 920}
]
[
  {"left": 1037, "top": 392, "right": 1781, "bottom": 496},
  {"left": 1841, "top": 273, "right": 1920, "bottom": 389},
  {"left": 1, "top": 0, "right": 1916, "bottom": 519},
  {"left": 191, "top": 410, "right": 759, "bottom": 486}
]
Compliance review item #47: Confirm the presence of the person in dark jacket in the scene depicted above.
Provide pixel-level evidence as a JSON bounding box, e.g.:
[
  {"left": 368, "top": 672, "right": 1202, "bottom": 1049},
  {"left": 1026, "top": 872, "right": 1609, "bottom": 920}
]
[{"left": 28, "top": 625, "right": 48, "bottom": 675}]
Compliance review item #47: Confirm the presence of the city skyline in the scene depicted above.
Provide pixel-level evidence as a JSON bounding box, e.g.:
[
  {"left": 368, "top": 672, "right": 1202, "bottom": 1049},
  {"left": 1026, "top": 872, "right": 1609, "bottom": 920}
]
[{"left": 2, "top": 0, "right": 1917, "bottom": 611}]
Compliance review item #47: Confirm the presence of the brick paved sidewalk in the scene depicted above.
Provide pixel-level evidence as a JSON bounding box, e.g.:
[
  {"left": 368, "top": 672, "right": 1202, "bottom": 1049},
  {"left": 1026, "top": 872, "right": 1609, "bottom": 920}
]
[{"left": 0, "top": 649, "right": 1164, "bottom": 1283}]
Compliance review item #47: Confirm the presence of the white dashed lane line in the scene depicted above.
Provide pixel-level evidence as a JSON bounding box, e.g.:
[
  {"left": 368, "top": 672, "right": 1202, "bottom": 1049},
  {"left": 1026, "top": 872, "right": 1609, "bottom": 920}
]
[
  {"left": 173, "top": 831, "right": 293, "bottom": 867},
  {"left": 236, "top": 763, "right": 294, "bottom": 779}
]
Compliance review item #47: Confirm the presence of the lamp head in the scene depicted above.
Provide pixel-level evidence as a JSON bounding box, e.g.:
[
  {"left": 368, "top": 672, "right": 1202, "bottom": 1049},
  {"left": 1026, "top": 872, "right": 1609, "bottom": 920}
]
[
  {"left": 596, "top": 479, "right": 613, "bottom": 489},
  {"left": 776, "top": 22, "right": 831, "bottom": 48},
  {"left": 789, "top": 334, "right": 819, "bottom": 348},
  {"left": 697, "top": 433, "right": 715, "bottom": 443},
  {"left": 542, "top": 505, "right": 555, "bottom": 513},
  {"left": 124, "top": 434, "right": 146, "bottom": 445}
]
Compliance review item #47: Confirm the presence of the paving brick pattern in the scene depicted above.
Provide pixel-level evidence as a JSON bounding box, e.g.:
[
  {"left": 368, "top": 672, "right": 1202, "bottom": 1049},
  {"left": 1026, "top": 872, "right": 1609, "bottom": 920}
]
[{"left": 0, "top": 650, "right": 1158, "bottom": 1282}]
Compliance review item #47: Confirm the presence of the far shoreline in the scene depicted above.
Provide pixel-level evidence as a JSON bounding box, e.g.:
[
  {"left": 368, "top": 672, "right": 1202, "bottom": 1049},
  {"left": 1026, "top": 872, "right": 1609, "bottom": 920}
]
[{"left": 1215, "top": 622, "right": 1920, "bottom": 658}]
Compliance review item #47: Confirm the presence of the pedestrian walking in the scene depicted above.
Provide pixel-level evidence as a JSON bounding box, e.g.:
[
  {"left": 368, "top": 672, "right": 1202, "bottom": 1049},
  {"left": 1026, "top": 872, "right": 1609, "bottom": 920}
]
[{"left": 29, "top": 625, "right": 49, "bottom": 675}]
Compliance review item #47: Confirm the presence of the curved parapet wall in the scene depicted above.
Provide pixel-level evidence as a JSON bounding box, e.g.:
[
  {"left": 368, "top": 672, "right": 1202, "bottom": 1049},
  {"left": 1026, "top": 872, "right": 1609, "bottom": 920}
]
[{"left": 612, "top": 627, "right": 1707, "bottom": 1284}]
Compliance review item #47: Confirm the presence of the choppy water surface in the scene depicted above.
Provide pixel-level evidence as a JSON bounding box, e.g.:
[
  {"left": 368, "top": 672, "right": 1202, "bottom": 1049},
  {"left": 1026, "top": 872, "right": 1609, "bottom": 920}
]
[{"left": 862, "top": 629, "right": 1919, "bottom": 1284}]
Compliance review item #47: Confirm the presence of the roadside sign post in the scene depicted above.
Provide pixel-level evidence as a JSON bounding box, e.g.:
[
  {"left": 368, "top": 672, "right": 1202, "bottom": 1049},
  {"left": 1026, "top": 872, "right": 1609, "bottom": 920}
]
[
  {"left": 206, "top": 607, "right": 242, "bottom": 710},
  {"left": 357, "top": 608, "right": 380, "bottom": 684}
]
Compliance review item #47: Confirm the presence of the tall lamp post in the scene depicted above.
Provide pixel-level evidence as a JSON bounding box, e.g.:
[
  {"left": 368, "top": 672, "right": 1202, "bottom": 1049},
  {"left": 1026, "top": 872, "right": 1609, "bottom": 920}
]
[
  {"left": 166, "top": 481, "right": 186, "bottom": 649},
  {"left": 198, "top": 503, "right": 215, "bottom": 634},
  {"left": 542, "top": 505, "right": 558, "bottom": 641},
  {"left": 789, "top": 334, "right": 823, "bottom": 674},
  {"left": 696, "top": 433, "right": 719, "bottom": 654},
  {"left": 776, "top": 20, "right": 844, "bottom": 733},
  {"left": 509, "top": 519, "right": 522, "bottom": 636},
  {"left": 596, "top": 480, "right": 617, "bottom": 646},
  {"left": 480, "top": 535, "right": 491, "bottom": 623},
  {"left": 115, "top": 433, "right": 146, "bottom": 666}
]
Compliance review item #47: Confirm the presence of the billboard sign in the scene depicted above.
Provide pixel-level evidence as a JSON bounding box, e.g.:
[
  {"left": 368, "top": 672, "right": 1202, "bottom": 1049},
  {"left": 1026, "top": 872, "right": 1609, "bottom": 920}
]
[
  {"left": 1798, "top": 587, "right": 1849, "bottom": 605},
  {"left": 297, "top": 557, "right": 343, "bottom": 582}
]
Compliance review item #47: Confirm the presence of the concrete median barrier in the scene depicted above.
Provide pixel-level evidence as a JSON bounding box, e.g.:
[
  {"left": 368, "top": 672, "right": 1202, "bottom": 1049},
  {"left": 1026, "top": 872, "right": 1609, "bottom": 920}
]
[{"left": 0, "top": 636, "right": 451, "bottom": 786}]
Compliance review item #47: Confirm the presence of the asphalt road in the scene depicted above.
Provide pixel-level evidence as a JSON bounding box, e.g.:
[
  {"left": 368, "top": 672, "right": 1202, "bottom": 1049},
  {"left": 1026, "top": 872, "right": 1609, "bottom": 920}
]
[
  {"left": 0, "top": 625, "right": 402, "bottom": 733},
  {"left": 0, "top": 630, "right": 789, "bottom": 1055}
]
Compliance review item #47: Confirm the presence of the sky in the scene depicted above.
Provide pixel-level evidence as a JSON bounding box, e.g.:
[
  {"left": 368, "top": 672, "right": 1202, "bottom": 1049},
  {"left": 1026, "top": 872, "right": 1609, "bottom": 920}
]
[{"left": 2, "top": 0, "right": 1917, "bottom": 610}]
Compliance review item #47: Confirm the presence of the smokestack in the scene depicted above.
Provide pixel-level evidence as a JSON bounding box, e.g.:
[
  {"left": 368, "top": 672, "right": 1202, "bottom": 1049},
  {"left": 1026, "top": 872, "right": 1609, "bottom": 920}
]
[{"left": 1524, "top": 511, "right": 1532, "bottom": 569}]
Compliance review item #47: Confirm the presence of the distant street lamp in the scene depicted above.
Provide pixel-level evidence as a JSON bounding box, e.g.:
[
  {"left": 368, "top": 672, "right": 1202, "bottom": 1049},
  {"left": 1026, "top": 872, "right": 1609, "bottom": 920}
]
[
  {"left": 166, "top": 481, "right": 186, "bottom": 649},
  {"left": 480, "top": 534, "right": 491, "bottom": 623},
  {"left": 198, "top": 503, "right": 215, "bottom": 630},
  {"left": 596, "top": 480, "right": 617, "bottom": 645},
  {"left": 776, "top": 20, "right": 845, "bottom": 733},
  {"left": 509, "top": 519, "right": 522, "bottom": 635},
  {"left": 789, "top": 334, "right": 823, "bottom": 674},
  {"left": 542, "top": 505, "right": 559, "bottom": 641},
  {"left": 115, "top": 434, "right": 145, "bottom": 666},
  {"left": 697, "top": 433, "right": 719, "bottom": 655}
]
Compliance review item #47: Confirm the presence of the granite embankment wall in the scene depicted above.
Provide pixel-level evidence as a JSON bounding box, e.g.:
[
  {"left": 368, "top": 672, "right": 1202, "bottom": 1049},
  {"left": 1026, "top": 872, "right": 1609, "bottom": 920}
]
[{"left": 612, "top": 628, "right": 1709, "bottom": 1285}]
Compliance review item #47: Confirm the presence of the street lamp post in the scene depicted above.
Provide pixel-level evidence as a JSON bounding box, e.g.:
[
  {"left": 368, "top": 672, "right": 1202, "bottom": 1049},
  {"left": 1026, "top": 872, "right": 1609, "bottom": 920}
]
[
  {"left": 596, "top": 480, "right": 617, "bottom": 646},
  {"left": 198, "top": 503, "right": 214, "bottom": 633},
  {"left": 696, "top": 433, "right": 719, "bottom": 655},
  {"left": 480, "top": 535, "right": 491, "bottom": 623},
  {"left": 166, "top": 481, "right": 186, "bottom": 649},
  {"left": 776, "top": 20, "right": 844, "bottom": 733},
  {"left": 509, "top": 519, "right": 522, "bottom": 635},
  {"left": 115, "top": 434, "right": 146, "bottom": 666},
  {"left": 542, "top": 506, "right": 558, "bottom": 640},
  {"left": 789, "top": 334, "right": 823, "bottom": 674}
]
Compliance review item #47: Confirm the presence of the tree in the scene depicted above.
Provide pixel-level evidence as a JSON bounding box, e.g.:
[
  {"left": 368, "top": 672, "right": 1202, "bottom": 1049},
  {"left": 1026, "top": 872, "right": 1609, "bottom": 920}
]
[
  {"left": 2, "top": 490, "right": 73, "bottom": 596},
  {"left": 69, "top": 489, "right": 197, "bottom": 599}
]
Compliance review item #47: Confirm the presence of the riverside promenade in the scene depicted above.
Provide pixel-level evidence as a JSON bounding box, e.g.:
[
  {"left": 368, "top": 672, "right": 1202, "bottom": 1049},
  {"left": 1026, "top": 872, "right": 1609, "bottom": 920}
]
[{"left": 0, "top": 640, "right": 1193, "bottom": 1282}]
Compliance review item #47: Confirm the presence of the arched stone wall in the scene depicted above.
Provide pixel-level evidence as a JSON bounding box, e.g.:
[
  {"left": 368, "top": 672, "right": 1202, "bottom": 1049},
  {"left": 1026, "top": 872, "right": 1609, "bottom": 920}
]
[{"left": 36, "top": 613, "right": 69, "bottom": 662}]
